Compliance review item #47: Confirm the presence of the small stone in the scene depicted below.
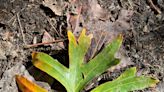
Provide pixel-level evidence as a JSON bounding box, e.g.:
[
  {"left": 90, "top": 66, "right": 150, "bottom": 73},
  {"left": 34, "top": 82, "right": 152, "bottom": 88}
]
[
  {"left": 143, "top": 25, "right": 150, "bottom": 33},
  {"left": 0, "top": 48, "right": 6, "bottom": 60}
]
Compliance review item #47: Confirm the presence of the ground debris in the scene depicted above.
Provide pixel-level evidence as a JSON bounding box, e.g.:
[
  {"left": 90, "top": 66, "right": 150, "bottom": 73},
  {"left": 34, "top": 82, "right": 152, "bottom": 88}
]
[
  {"left": 42, "top": 0, "right": 66, "bottom": 16},
  {"left": 0, "top": 63, "right": 51, "bottom": 92}
]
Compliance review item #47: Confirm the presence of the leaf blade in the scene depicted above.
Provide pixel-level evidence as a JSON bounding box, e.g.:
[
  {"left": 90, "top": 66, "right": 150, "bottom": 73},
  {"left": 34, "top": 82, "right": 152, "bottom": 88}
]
[
  {"left": 68, "top": 28, "right": 92, "bottom": 91},
  {"left": 91, "top": 67, "right": 159, "bottom": 92},
  {"left": 32, "top": 52, "right": 70, "bottom": 91},
  {"left": 82, "top": 35, "right": 123, "bottom": 83},
  {"left": 15, "top": 75, "right": 48, "bottom": 92}
]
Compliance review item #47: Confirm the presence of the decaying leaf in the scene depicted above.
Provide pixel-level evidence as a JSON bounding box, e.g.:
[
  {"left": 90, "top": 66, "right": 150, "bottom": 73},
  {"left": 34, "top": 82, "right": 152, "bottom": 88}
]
[
  {"left": 89, "top": 0, "right": 109, "bottom": 20},
  {"left": 113, "top": 9, "right": 133, "bottom": 32},
  {"left": 42, "top": 0, "right": 65, "bottom": 16},
  {"left": 84, "top": 9, "right": 134, "bottom": 70},
  {"left": 41, "top": 30, "right": 64, "bottom": 49},
  {"left": 42, "top": 30, "right": 55, "bottom": 46},
  {"left": 15, "top": 75, "right": 48, "bottom": 92}
]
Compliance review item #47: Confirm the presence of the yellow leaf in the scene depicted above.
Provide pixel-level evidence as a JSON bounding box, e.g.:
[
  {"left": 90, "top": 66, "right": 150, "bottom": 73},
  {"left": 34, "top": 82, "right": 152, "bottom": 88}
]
[
  {"left": 15, "top": 75, "right": 48, "bottom": 92},
  {"left": 67, "top": 30, "right": 77, "bottom": 46}
]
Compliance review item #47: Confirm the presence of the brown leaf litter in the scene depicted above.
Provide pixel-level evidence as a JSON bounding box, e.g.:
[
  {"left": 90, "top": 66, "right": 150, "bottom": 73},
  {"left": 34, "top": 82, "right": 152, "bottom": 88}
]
[{"left": 66, "top": 0, "right": 134, "bottom": 72}]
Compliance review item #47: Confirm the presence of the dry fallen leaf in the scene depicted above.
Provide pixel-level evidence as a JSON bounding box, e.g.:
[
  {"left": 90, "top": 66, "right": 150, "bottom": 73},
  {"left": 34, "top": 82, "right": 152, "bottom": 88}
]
[
  {"left": 113, "top": 10, "right": 133, "bottom": 32},
  {"left": 118, "top": 9, "right": 133, "bottom": 21},
  {"left": 42, "top": 30, "right": 55, "bottom": 45},
  {"left": 42, "top": 0, "right": 65, "bottom": 16},
  {"left": 42, "top": 30, "right": 65, "bottom": 50},
  {"left": 89, "top": 0, "right": 109, "bottom": 20}
]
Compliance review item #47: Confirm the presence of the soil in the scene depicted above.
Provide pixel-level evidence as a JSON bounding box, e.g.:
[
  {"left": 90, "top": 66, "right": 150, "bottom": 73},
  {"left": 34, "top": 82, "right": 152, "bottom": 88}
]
[{"left": 0, "top": 0, "right": 164, "bottom": 92}]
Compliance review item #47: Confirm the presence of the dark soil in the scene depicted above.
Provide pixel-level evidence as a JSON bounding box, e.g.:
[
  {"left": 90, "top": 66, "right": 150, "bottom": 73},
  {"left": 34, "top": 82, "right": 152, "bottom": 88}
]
[{"left": 0, "top": 0, "right": 164, "bottom": 92}]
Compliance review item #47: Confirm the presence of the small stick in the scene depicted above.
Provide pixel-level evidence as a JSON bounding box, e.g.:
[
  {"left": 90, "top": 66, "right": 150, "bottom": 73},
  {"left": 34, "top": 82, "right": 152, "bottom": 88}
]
[
  {"left": 17, "top": 13, "right": 26, "bottom": 44},
  {"left": 24, "top": 39, "right": 66, "bottom": 48},
  {"left": 148, "top": 0, "right": 161, "bottom": 14}
]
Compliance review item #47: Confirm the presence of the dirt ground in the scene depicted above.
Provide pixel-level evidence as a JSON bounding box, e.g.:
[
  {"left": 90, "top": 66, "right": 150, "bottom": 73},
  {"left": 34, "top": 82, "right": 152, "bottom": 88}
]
[{"left": 0, "top": 0, "right": 164, "bottom": 92}]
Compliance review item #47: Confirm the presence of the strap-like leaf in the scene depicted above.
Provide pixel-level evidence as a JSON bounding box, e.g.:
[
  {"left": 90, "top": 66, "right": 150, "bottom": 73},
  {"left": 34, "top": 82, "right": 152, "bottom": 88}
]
[
  {"left": 32, "top": 52, "right": 70, "bottom": 91},
  {"left": 91, "top": 67, "right": 159, "bottom": 92},
  {"left": 81, "top": 35, "right": 122, "bottom": 83}
]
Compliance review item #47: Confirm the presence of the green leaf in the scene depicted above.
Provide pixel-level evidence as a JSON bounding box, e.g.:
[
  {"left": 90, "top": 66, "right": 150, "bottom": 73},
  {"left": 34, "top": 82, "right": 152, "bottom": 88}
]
[
  {"left": 91, "top": 67, "right": 159, "bottom": 92},
  {"left": 32, "top": 52, "right": 70, "bottom": 91},
  {"left": 68, "top": 29, "right": 92, "bottom": 91},
  {"left": 80, "top": 35, "right": 122, "bottom": 87}
]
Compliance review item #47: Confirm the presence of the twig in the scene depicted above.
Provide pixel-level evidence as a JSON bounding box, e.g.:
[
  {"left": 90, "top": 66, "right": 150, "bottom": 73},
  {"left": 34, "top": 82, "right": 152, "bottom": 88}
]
[
  {"left": 17, "top": 13, "right": 26, "bottom": 44},
  {"left": 24, "top": 39, "right": 66, "bottom": 48},
  {"left": 147, "top": 0, "right": 161, "bottom": 14}
]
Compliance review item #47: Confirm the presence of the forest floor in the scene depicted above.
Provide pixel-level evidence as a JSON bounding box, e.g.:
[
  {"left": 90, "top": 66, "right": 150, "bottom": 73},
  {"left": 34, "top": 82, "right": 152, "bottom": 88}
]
[{"left": 0, "top": 0, "right": 164, "bottom": 92}]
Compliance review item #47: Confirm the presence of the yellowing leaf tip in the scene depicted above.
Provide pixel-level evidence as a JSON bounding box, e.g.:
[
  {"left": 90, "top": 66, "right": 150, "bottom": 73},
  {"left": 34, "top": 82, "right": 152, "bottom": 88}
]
[
  {"left": 67, "top": 30, "right": 74, "bottom": 39},
  {"left": 16, "top": 75, "right": 48, "bottom": 92},
  {"left": 118, "top": 34, "right": 123, "bottom": 41},
  {"left": 82, "top": 28, "right": 86, "bottom": 34},
  {"left": 32, "top": 51, "right": 38, "bottom": 59},
  {"left": 67, "top": 30, "right": 72, "bottom": 35},
  {"left": 81, "top": 28, "right": 93, "bottom": 40}
]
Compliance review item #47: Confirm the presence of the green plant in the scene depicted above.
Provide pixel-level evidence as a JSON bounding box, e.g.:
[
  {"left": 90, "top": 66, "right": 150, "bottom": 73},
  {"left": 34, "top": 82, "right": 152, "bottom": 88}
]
[{"left": 32, "top": 28, "right": 159, "bottom": 92}]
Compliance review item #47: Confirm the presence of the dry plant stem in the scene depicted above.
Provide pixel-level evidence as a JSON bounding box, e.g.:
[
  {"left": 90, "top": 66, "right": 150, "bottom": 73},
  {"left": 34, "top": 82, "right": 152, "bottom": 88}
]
[
  {"left": 90, "top": 32, "right": 107, "bottom": 60},
  {"left": 98, "top": 32, "right": 107, "bottom": 51},
  {"left": 90, "top": 32, "right": 103, "bottom": 59},
  {"left": 147, "top": 0, "right": 161, "bottom": 14},
  {"left": 98, "top": 35, "right": 107, "bottom": 52},
  {"left": 24, "top": 39, "right": 66, "bottom": 48},
  {"left": 17, "top": 13, "right": 26, "bottom": 45}
]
